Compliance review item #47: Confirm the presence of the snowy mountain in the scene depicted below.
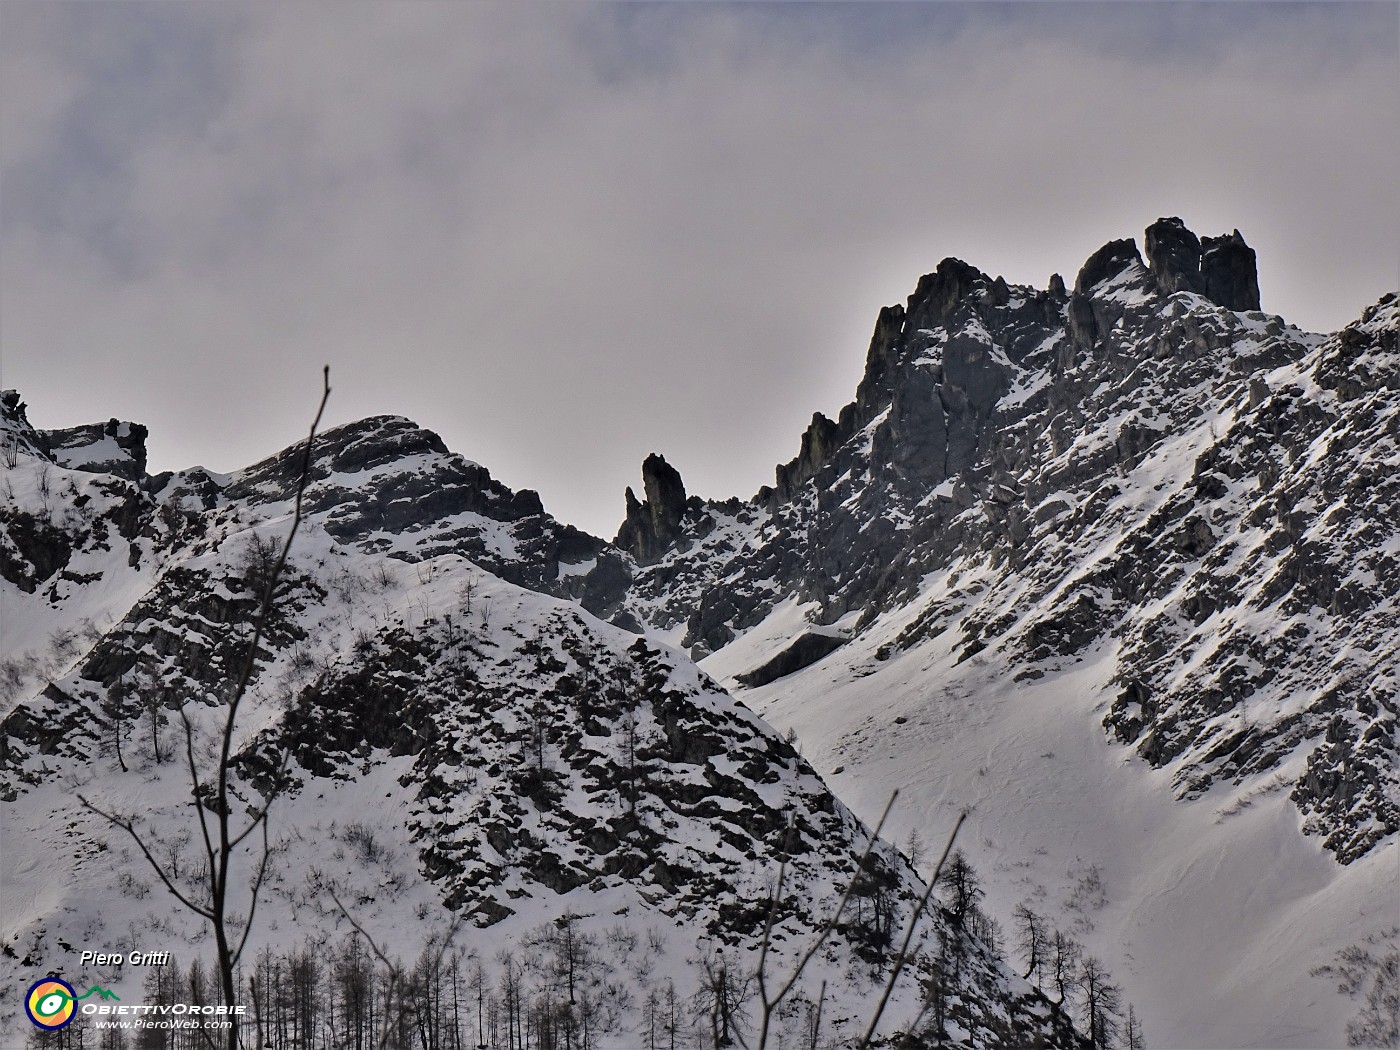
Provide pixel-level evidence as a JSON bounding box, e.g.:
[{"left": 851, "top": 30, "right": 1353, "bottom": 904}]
[
  {"left": 611, "top": 219, "right": 1399, "bottom": 1047},
  {"left": 618, "top": 219, "right": 1397, "bottom": 868},
  {"left": 2, "top": 217, "right": 1396, "bottom": 1049},
  {"left": 1, "top": 398, "right": 1081, "bottom": 1047}
]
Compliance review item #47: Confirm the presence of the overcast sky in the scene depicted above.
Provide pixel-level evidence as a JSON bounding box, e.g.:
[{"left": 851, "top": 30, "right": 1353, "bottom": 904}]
[{"left": 2, "top": 3, "right": 1396, "bottom": 538}]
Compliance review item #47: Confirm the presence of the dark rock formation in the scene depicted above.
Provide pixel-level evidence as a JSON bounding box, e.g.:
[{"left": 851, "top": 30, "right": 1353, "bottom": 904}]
[
  {"left": 39, "top": 420, "right": 149, "bottom": 481},
  {"left": 1143, "top": 217, "right": 1261, "bottom": 313},
  {"left": 775, "top": 413, "right": 843, "bottom": 503},
  {"left": 884, "top": 359, "right": 949, "bottom": 481},
  {"left": 1314, "top": 293, "right": 1399, "bottom": 398},
  {"left": 1067, "top": 291, "right": 1099, "bottom": 354},
  {"left": 615, "top": 453, "right": 690, "bottom": 565},
  {"left": 855, "top": 304, "right": 908, "bottom": 417},
  {"left": 735, "top": 632, "right": 847, "bottom": 688},
  {"left": 1074, "top": 238, "right": 1144, "bottom": 295},
  {"left": 1, "top": 391, "right": 43, "bottom": 459},
  {"left": 1201, "top": 230, "right": 1261, "bottom": 312},
  {"left": 0, "top": 511, "right": 73, "bottom": 593},
  {"left": 906, "top": 258, "right": 988, "bottom": 333},
  {"left": 1145, "top": 216, "right": 1204, "bottom": 296}
]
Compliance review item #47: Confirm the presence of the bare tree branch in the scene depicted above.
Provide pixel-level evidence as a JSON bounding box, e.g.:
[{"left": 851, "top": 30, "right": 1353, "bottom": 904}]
[
  {"left": 742, "top": 791, "right": 900, "bottom": 1050},
  {"left": 857, "top": 810, "right": 966, "bottom": 1050},
  {"left": 226, "top": 743, "right": 293, "bottom": 853},
  {"left": 231, "top": 815, "right": 273, "bottom": 969},
  {"left": 81, "top": 368, "right": 331, "bottom": 1050},
  {"left": 179, "top": 703, "right": 218, "bottom": 885},
  {"left": 76, "top": 795, "right": 215, "bottom": 921}
]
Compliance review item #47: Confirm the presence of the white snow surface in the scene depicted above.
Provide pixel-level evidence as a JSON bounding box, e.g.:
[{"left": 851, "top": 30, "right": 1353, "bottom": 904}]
[
  {"left": 2, "top": 479, "right": 1047, "bottom": 1046},
  {"left": 703, "top": 594, "right": 1398, "bottom": 1048}
]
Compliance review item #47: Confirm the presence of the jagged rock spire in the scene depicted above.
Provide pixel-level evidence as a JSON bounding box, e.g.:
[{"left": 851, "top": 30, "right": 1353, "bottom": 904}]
[
  {"left": 1200, "top": 229, "right": 1261, "bottom": 312},
  {"left": 1145, "top": 217, "right": 1261, "bottom": 311},
  {"left": 615, "top": 453, "right": 689, "bottom": 564}
]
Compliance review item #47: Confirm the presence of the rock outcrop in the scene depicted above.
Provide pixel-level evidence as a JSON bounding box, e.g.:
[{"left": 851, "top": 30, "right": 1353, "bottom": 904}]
[
  {"left": 1201, "top": 229, "right": 1262, "bottom": 311},
  {"left": 40, "top": 419, "right": 150, "bottom": 481},
  {"left": 1145, "top": 216, "right": 1261, "bottom": 312},
  {"left": 614, "top": 452, "right": 692, "bottom": 564}
]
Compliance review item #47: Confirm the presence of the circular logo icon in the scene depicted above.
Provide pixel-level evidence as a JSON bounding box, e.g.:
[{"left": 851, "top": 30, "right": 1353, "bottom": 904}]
[{"left": 26, "top": 978, "right": 77, "bottom": 1030}]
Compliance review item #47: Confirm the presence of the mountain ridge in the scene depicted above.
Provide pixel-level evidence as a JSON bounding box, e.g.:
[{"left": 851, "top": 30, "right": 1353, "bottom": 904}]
[{"left": 2, "top": 216, "right": 1396, "bottom": 1047}]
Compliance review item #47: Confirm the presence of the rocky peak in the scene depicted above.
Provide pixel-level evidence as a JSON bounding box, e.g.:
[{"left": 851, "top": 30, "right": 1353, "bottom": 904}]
[
  {"left": 230, "top": 414, "right": 550, "bottom": 524},
  {"left": 225, "top": 413, "right": 632, "bottom": 619},
  {"left": 615, "top": 452, "right": 690, "bottom": 564},
  {"left": 767, "top": 259, "right": 1008, "bottom": 507},
  {"left": 1200, "top": 229, "right": 1261, "bottom": 311},
  {"left": 905, "top": 256, "right": 990, "bottom": 333},
  {"left": 1074, "top": 237, "right": 1145, "bottom": 295},
  {"left": 1143, "top": 217, "right": 1261, "bottom": 312},
  {"left": 40, "top": 419, "right": 150, "bottom": 482},
  {"left": 233, "top": 415, "right": 451, "bottom": 499}
]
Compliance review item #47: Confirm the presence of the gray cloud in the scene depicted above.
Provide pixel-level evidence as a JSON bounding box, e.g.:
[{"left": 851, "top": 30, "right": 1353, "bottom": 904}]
[{"left": 2, "top": 2, "right": 1396, "bottom": 538}]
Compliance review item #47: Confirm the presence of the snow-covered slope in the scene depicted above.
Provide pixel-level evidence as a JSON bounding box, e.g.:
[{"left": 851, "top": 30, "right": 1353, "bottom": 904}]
[
  {"left": 1, "top": 399, "right": 1080, "bottom": 1047},
  {"left": 611, "top": 220, "right": 1399, "bottom": 1047}
]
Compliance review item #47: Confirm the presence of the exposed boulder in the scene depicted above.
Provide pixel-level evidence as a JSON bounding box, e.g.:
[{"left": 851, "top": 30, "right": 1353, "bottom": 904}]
[{"left": 735, "top": 632, "right": 847, "bottom": 688}]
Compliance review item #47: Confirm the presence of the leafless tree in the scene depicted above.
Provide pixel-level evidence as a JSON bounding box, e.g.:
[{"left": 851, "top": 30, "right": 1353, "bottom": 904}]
[
  {"left": 1076, "top": 955, "right": 1122, "bottom": 1050},
  {"left": 1124, "top": 1002, "right": 1145, "bottom": 1050},
  {"left": 79, "top": 368, "right": 331, "bottom": 1050},
  {"left": 698, "top": 949, "right": 752, "bottom": 1049},
  {"left": 937, "top": 849, "right": 983, "bottom": 929},
  {"left": 1014, "top": 903, "right": 1048, "bottom": 985},
  {"left": 742, "top": 792, "right": 967, "bottom": 1050},
  {"left": 326, "top": 886, "right": 462, "bottom": 1050},
  {"left": 1049, "top": 929, "right": 1081, "bottom": 1007}
]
